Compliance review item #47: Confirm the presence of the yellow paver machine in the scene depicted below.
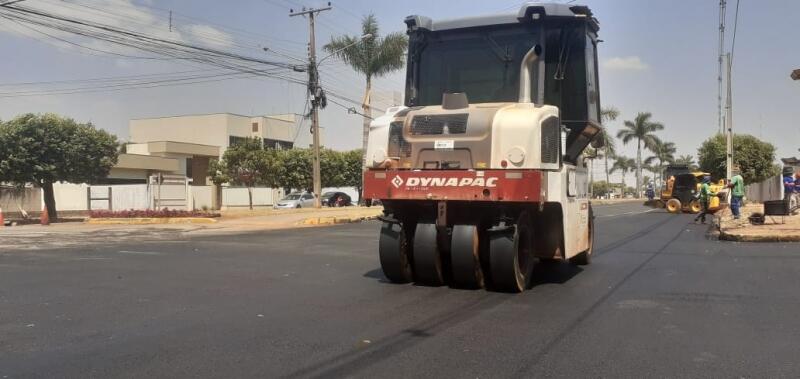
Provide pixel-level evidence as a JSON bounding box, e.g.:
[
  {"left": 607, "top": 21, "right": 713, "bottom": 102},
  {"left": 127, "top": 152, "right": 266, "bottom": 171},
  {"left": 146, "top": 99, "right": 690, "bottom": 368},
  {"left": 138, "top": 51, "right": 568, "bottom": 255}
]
[{"left": 656, "top": 165, "right": 728, "bottom": 214}]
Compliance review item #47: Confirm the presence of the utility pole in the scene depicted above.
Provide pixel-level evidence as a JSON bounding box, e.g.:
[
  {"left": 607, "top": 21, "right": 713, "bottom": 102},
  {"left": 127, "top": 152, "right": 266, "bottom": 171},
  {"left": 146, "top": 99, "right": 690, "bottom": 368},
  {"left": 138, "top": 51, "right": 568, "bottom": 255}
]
[
  {"left": 717, "top": 0, "right": 726, "bottom": 135},
  {"left": 725, "top": 53, "right": 733, "bottom": 179},
  {"left": 290, "top": 4, "right": 331, "bottom": 208}
]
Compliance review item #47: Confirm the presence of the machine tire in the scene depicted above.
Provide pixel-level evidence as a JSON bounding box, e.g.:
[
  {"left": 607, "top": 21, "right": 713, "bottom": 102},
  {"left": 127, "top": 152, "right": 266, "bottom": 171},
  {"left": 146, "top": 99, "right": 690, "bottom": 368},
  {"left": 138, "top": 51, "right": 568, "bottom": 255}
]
[
  {"left": 450, "top": 225, "right": 484, "bottom": 289},
  {"left": 569, "top": 205, "right": 594, "bottom": 266},
  {"left": 666, "top": 198, "right": 682, "bottom": 214},
  {"left": 413, "top": 223, "right": 445, "bottom": 286},
  {"left": 378, "top": 222, "right": 413, "bottom": 283},
  {"left": 688, "top": 199, "right": 702, "bottom": 214},
  {"left": 490, "top": 213, "right": 534, "bottom": 293}
]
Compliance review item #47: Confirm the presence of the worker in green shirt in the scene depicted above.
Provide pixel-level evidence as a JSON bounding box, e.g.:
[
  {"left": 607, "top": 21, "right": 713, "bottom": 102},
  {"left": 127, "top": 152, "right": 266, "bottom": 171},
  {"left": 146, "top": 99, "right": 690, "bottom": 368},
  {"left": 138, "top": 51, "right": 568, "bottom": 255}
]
[
  {"left": 694, "top": 176, "right": 715, "bottom": 224},
  {"left": 728, "top": 166, "right": 745, "bottom": 220}
]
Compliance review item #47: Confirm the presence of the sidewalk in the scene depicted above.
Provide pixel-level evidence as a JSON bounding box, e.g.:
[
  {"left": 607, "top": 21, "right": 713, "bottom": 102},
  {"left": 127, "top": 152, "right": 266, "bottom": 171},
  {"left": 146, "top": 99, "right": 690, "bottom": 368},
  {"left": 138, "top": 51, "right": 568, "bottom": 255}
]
[
  {"left": 0, "top": 206, "right": 384, "bottom": 250},
  {"left": 718, "top": 203, "right": 800, "bottom": 242},
  {"left": 1, "top": 206, "right": 383, "bottom": 235}
]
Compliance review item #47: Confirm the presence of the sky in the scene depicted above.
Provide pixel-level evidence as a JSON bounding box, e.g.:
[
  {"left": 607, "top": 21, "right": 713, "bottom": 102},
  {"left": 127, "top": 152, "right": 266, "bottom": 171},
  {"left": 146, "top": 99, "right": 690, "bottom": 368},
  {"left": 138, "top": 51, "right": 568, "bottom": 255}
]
[{"left": 1, "top": 0, "right": 798, "bottom": 186}]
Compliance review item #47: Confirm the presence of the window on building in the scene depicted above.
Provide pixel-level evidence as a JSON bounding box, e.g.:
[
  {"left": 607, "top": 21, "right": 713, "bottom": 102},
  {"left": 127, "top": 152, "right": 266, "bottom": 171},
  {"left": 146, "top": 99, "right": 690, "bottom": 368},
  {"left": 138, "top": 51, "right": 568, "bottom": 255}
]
[
  {"left": 229, "top": 136, "right": 249, "bottom": 146},
  {"left": 186, "top": 158, "right": 193, "bottom": 178},
  {"left": 252, "top": 122, "right": 259, "bottom": 132},
  {"left": 263, "top": 138, "right": 293, "bottom": 150}
]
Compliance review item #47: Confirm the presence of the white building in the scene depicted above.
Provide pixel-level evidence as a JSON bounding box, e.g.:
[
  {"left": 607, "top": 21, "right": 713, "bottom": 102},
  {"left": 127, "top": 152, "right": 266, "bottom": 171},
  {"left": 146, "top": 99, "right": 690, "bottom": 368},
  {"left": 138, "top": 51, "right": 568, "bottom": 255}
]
[{"left": 111, "top": 112, "right": 317, "bottom": 185}]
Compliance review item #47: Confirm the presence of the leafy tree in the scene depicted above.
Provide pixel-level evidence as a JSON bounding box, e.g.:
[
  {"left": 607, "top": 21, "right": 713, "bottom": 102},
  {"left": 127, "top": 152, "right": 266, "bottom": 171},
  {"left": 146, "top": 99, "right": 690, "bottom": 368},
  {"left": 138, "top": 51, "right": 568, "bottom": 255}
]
[
  {"left": 341, "top": 149, "right": 364, "bottom": 191},
  {"left": 617, "top": 112, "right": 664, "bottom": 197},
  {"left": 600, "top": 107, "right": 619, "bottom": 184},
  {"left": 697, "top": 134, "right": 778, "bottom": 184},
  {"left": 275, "top": 148, "right": 314, "bottom": 193},
  {"left": 591, "top": 180, "right": 614, "bottom": 198},
  {"left": 644, "top": 140, "right": 676, "bottom": 187},
  {"left": 611, "top": 155, "right": 636, "bottom": 190},
  {"left": 324, "top": 14, "right": 408, "bottom": 169},
  {"left": 209, "top": 138, "right": 276, "bottom": 210},
  {"left": 0, "top": 113, "right": 118, "bottom": 219}
]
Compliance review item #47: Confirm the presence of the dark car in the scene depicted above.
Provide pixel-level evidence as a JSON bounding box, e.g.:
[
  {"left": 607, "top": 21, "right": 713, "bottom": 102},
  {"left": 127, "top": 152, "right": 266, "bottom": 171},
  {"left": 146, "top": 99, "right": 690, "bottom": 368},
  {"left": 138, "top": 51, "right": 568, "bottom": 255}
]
[{"left": 320, "top": 191, "right": 352, "bottom": 207}]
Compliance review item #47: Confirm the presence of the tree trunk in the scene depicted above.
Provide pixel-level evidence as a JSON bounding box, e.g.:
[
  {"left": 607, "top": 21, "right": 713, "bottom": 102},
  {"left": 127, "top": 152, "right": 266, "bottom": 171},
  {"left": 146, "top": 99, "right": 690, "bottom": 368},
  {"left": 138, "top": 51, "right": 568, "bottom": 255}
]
[
  {"left": 604, "top": 151, "right": 610, "bottom": 185},
  {"left": 42, "top": 181, "right": 57, "bottom": 221},
  {"left": 360, "top": 76, "right": 373, "bottom": 170},
  {"left": 359, "top": 76, "right": 373, "bottom": 205},
  {"left": 247, "top": 186, "right": 253, "bottom": 210},
  {"left": 636, "top": 139, "right": 642, "bottom": 198}
]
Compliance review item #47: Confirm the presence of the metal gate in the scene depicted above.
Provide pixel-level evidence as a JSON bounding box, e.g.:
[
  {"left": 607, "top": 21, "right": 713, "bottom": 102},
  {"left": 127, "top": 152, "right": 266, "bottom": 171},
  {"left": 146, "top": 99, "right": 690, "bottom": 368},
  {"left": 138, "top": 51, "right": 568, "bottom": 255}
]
[{"left": 150, "top": 174, "right": 188, "bottom": 210}]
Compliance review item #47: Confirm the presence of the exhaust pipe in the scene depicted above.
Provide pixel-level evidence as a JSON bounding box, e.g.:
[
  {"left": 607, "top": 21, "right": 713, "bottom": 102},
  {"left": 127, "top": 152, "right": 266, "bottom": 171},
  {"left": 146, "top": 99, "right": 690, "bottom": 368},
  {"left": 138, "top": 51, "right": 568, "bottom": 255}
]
[{"left": 518, "top": 44, "right": 542, "bottom": 104}]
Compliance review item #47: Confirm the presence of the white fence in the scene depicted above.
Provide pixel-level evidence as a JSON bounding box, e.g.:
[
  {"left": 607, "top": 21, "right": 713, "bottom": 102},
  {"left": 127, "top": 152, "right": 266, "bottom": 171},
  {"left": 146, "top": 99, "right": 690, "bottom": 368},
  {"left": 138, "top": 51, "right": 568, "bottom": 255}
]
[
  {"left": 222, "top": 187, "right": 282, "bottom": 207},
  {"left": 745, "top": 175, "right": 782, "bottom": 203},
  {"left": 3, "top": 181, "right": 363, "bottom": 214}
]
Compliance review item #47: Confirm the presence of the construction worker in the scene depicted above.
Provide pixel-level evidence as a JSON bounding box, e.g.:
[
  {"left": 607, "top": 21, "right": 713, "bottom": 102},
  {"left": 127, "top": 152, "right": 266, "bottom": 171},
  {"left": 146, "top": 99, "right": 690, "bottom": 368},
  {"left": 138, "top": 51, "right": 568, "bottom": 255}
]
[
  {"left": 784, "top": 166, "right": 796, "bottom": 201},
  {"left": 728, "top": 166, "right": 745, "bottom": 220},
  {"left": 694, "top": 176, "right": 715, "bottom": 224}
]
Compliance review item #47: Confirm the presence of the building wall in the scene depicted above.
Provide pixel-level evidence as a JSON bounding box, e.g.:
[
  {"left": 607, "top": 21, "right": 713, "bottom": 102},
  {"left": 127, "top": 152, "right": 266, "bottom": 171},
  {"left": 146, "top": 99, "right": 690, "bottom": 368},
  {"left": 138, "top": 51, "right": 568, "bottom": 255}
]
[{"left": 129, "top": 114, "right": 230, "bottom": 149}]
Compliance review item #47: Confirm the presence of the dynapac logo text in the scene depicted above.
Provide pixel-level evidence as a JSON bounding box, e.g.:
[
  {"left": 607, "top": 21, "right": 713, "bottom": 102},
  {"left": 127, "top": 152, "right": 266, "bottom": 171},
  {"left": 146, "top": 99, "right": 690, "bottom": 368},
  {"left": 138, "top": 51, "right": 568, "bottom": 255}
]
[{"left": 398, "top": 176, "right": 498, "bottom": 188}]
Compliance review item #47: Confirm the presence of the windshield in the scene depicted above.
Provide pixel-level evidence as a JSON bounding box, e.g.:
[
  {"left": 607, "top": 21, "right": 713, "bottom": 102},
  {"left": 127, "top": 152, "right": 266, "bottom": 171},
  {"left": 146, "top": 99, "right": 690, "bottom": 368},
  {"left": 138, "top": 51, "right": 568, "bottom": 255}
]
[
  {"left": 321, "top": 192, "right": 336, "bottom": 199},
  {"left": 283, "top": 194, "right": 301, "bottom": 200},
  {"left": 409, "top": 27, "right": 540, "bottom": 106}
]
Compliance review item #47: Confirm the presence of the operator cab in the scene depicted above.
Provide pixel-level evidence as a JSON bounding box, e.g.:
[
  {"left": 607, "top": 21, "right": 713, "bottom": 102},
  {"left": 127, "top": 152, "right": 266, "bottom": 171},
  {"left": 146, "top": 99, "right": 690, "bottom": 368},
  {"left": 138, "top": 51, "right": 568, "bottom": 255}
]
[{"left": 398, "top": 3, "right": 601, "bottom": 165}]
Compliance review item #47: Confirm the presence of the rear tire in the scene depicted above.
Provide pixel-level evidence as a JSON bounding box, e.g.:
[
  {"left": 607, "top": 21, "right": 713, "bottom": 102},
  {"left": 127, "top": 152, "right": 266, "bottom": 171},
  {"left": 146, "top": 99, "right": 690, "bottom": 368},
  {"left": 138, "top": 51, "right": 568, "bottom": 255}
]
[
  {"left": 450, "top": 225, "right": 484, "bottom": 289},
  {"left": 666, "top": 198, "right": 682, "bottom": 214},
  {"left": 413, "top": 223, "right": 445, "bottom": 286},
  {"left": 379, "top": 222, "right": 413, "bottom": 283},
  {"left": 490, "top": 212, "right": 534, "bottom": 293}
]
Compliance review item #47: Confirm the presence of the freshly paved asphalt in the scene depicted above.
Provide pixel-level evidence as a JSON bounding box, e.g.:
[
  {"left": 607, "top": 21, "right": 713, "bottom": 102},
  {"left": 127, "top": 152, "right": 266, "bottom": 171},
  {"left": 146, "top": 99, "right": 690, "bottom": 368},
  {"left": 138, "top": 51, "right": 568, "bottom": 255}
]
[{"left": 2, "top": 202, "right": 799, "bottom": 378}]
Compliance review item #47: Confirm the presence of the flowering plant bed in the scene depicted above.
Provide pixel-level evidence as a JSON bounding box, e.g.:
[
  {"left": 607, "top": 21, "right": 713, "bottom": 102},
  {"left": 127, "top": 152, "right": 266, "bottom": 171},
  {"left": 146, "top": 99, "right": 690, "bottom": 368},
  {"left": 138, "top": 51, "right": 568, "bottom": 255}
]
[{"left": 89, "top": 208, "right": 219, "bottom": 218}]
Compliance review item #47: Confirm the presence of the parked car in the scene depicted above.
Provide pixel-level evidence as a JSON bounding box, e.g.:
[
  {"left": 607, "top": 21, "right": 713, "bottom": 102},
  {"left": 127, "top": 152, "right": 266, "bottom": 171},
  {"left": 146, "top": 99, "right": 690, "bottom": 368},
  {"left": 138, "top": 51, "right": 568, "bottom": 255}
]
[
  {"left": 273, "top": 192, "right": 315, "bottom": 209},
  {"left": 320, "top": 191, "right": 352, "bottom": 207}
]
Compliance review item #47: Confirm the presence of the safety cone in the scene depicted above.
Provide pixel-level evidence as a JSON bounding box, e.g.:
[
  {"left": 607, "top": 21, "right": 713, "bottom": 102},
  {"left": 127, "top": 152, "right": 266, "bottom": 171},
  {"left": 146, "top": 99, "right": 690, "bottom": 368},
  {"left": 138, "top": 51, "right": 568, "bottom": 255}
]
[
  {"left": 0, "top": 207, "right": 4, "bottom": 228},
  {"left": 41, "top": 205, "right": 50, "bottom": 226}
]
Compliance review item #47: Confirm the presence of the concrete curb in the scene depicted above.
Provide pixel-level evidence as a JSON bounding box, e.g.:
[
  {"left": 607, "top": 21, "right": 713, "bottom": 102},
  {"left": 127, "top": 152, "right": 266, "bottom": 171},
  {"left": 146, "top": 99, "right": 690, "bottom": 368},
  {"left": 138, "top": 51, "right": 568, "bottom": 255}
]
[
  {"left": 87, "top": 217, "right": 218, "bottom": 225},
  {"left": 300, "top": 215, "right": 380, "bottom": 226},
  {"left": 718, "top": 230, "right": 800, "bottom": 242}
]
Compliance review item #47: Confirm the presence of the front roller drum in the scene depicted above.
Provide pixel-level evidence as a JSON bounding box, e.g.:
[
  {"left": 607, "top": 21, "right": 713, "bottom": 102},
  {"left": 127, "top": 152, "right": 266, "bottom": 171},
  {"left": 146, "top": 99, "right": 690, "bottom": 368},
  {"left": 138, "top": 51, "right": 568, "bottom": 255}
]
[
  {"left": 450, "top": 225, "right": 484, "bottom": 289},
  {"left": 490, "top": 213, "right": 534, "bottom": 293},
  {"left": 413, "top": 223, "right": 445, "bottom": 286},
  {"left": 379, "top": 222, "right": 413, "bottom": 283}
]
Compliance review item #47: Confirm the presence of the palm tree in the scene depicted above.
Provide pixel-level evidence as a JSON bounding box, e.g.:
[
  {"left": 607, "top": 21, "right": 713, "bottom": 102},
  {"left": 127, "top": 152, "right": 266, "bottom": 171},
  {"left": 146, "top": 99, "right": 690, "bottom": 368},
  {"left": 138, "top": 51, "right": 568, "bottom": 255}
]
[
  {"left": 617, "top": 112, "right": 664, "bottom": 198},
  {"left": 324, "top": 15, "right": 408, "bottom": 169},
  {"left": 611, "top": 156, "right": 636, "bottom": 196},
  {"left": 645, "top": 140, "right": 676, "bottom": 188},
  {"left": 675, "top": 154, "right": 697, "bottom": 170},
  {"left": 600, "top": 107, "right": 620, "bottom": 184}
]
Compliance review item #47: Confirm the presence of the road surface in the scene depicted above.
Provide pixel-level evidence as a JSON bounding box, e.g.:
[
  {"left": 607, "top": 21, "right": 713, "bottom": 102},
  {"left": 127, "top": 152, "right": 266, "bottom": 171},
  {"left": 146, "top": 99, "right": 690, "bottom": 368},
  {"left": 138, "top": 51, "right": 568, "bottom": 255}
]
[{"left": 1, "top": 202, "right": 799, "bottom": 378}]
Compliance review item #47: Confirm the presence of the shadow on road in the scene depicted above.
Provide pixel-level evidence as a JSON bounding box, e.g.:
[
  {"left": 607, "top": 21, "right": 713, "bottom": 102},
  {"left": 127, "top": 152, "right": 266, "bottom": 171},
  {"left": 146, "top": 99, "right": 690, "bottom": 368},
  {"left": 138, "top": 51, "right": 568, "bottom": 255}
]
[
  {"left": 530, "top": 261, "right": 583, "bottom": 287},
  {"left": 362, "top": 268, "right": 390, "bottom": 283}
]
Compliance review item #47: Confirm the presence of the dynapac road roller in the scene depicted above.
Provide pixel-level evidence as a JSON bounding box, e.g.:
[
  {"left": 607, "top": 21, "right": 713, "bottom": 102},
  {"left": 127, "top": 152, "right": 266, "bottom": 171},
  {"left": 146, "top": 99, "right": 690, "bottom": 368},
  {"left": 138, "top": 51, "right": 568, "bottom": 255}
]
[{"left": 363, "top": 3, "right": 603, "bottom": 292}]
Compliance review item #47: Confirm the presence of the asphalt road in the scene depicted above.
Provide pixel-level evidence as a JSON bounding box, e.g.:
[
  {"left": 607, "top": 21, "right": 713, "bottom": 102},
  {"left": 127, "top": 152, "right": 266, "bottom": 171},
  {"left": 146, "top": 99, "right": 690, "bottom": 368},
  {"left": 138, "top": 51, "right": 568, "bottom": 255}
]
[{"left": 2, "top": 202, "right": 800, "bottom": 378}]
